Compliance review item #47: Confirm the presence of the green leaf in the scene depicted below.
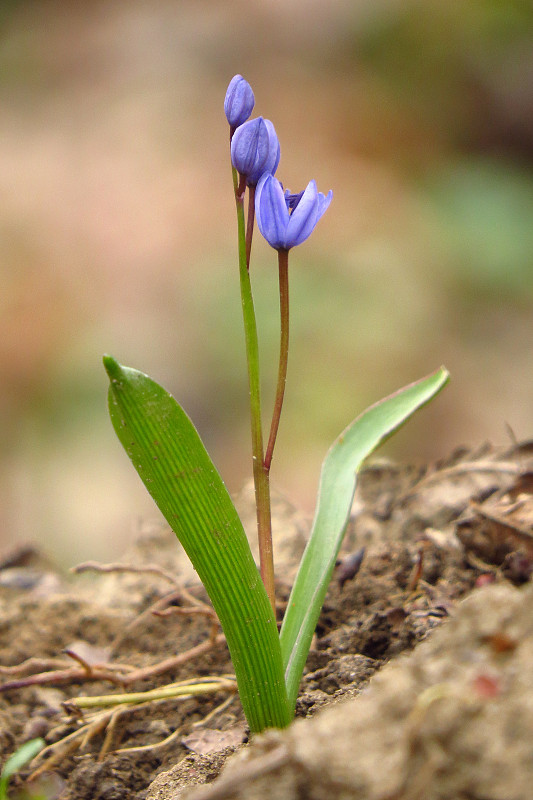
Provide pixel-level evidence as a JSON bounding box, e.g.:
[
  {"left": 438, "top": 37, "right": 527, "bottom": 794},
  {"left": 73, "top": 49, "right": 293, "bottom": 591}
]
[
  {"left": 0, "top": 738, "right": 45, "bottom": 800},
  {"left": 280, "top": 367, "right": 449, "bottom": 709},
  {"left": 104, "top": 356, "right": 291, "bottom": 732}
]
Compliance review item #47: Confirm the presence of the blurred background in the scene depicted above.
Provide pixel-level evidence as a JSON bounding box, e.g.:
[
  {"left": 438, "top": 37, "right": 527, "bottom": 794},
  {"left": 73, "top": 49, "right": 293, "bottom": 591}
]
[{"left": 1, "top": 0, "right": 532, "bottom": 566}]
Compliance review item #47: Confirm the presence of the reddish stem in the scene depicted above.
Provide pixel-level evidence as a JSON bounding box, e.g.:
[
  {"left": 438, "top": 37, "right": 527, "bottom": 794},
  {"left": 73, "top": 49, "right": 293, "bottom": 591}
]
[{"left": 265, "top": 249, "right": 289, "bottom": 472}]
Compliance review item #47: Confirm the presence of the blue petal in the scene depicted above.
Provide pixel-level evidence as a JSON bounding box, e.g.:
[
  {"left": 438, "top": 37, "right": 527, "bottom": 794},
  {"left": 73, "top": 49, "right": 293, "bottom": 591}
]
[
  {"left": 256, "top": 173, "right": 290, "bottom": 250},
  {"left": 271, "top": 131, "right": 281, "bottom": 177},
  {"left": 317, "top": 189, "right": 333, "bottom": 220},
  {"left": 252, "top": 119, "right": 280, "bottom": 184},
  {"left": 284, "top": 180, "right": 319, "bottom": 248},
  {"left": 231, "top": 117, "right": 262, "bottom": 176}
]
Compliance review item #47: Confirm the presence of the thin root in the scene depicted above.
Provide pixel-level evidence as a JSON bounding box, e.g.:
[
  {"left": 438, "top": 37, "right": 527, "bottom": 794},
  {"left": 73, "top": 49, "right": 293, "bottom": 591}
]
[
  {"left": 72, "top": 561, "right": 180, "bottom": 586},
  {"left": 28, "top": 676, "right": 237, "bottom": 776}
]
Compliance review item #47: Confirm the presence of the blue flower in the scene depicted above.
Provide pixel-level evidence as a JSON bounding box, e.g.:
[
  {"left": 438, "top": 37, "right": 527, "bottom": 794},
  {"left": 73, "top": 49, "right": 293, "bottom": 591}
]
[
  {"left": 224, "top": 75, "right": 255, "bottom": 129},
  {"left": 255, "top": 173, "right": 332, "bottom": 250},
  {"left": 230, "top": 117, "right": 280, "bottom": 186}
]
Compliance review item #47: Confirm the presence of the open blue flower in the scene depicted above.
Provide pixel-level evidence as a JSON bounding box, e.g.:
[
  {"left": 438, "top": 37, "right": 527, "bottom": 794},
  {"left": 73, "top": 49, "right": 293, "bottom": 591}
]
[
  {"left": 230, "top": 117, "right": 280, "bottom": 186},
  {"left": 224, "top": 75, "right": 255, "bottom": 129},
  {"left": 255, "top": 173, "right": 332, "bottom": 250}
]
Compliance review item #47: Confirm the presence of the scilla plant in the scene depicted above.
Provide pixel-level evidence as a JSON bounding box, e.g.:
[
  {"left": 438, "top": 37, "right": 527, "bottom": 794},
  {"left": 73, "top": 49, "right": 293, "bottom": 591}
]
[{"left": 104, "top": 75, "right": 449, "bottom": 733}]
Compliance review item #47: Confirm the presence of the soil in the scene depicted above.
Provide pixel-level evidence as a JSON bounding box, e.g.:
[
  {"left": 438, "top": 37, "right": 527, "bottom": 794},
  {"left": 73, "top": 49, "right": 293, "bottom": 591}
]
[{"left": 1, "top": 442, "right": 533, "bottom": 800}]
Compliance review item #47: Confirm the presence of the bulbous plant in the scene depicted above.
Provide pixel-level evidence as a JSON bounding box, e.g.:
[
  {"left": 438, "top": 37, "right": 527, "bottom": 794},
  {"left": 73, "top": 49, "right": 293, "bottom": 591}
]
[{"left": 104, "top": 75, "right": 449, "bottom": 733}]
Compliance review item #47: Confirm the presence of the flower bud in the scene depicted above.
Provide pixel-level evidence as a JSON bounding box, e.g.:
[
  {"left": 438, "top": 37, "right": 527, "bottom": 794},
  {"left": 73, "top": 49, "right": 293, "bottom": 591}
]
[
  {"left": 230, "top": 117, "right": 280, "bottom": 186},
  {"left": 224, "top": 75, "right": 255, "bottom": 129}
]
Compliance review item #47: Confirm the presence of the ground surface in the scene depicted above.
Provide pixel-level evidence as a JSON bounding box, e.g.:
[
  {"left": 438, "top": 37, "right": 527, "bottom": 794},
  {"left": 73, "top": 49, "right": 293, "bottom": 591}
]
[{"left": 1, "top": 442, "right": 532, "bottom": 800}]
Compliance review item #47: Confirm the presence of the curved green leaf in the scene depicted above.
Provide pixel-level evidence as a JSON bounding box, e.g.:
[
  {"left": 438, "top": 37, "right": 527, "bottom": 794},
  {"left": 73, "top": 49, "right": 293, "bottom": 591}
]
[
  {"left": 104, "top": 356, "right": 291, "bottom": 732},
  {"left": 0, "top": 738, "right": 45, "bottom": 800},
  {"left": 280, "top": 367, "right": 450, "bottom": 709}
]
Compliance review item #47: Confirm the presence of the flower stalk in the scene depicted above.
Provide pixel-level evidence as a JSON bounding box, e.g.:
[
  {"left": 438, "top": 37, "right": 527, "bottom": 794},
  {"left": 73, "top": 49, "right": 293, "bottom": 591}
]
[
  {"left": 265, "top": 249, "right": 290, "bottom": 471},
  {"left": 232, "top": 163, "right": 276, "bottom": 613},
  {"left": 227, "top": 76, "right": 333, "bottom": 614}
]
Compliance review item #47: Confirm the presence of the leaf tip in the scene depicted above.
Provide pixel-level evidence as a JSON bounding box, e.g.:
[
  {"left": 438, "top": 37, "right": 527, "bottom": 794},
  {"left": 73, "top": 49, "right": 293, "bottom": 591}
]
[
  {"left": 103, "top": 354, "right": 121, "bottom": 381},
  {"left": 438, "top": 365, "right": 451, "bottom": 385}
]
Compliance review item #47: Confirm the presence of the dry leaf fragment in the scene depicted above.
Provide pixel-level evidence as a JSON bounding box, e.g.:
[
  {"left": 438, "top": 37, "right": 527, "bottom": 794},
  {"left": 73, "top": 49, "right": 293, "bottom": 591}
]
[{"left": 182, "top": 724, "right": 247, "bottom": 755}]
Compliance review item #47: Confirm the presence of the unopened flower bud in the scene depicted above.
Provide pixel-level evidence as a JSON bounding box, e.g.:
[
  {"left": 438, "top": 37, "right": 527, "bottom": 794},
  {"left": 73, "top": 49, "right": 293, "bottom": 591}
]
[
  {"left": 230, "top": 117, "right": 280, "bottom": 186},
  {"left": 224, "top": 75, "right": 255, "bottom": 129}
]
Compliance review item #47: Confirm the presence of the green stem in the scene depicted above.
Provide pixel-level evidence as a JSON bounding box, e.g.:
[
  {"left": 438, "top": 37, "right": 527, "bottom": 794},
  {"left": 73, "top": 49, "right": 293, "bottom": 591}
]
[
  {"left": 246, "top": 185, "right": 256, "bottom": 268},
  {"left": 232, "top": 166, "right": 276, "bottom": 613},
  {"left": 265, "top": 249, "right": 290, "bottom": 472}
]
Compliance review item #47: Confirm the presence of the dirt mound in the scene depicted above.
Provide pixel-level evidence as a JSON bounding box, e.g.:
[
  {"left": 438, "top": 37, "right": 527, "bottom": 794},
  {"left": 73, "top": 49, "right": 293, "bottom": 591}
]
[
  {"left": 1, "top": 443, "right": 532, "bottom": 799},
  {"left": 159, "top": 580, "right": 531, "bottom": 800}
]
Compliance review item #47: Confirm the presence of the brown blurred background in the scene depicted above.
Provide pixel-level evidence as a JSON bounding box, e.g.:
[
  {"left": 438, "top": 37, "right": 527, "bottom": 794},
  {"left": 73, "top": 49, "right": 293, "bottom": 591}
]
[{"left": 1, "top": 0, "right": 532, "bottom": 565}]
